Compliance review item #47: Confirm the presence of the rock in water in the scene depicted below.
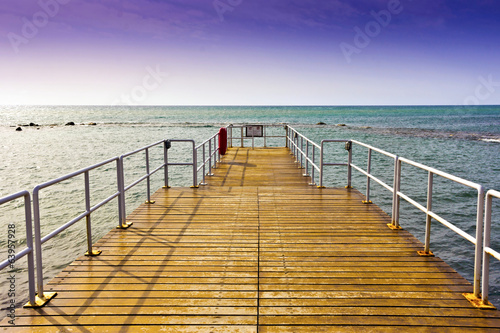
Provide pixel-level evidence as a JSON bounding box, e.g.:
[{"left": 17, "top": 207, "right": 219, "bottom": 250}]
[{"left": 65, "top": 122, "right": 75, "bottom": 126}]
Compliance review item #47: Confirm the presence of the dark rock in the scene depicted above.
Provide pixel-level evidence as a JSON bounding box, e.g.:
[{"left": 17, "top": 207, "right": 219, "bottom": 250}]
[
  {"left": 316, "top": 122, "right": 327, "bottom": 125},
  {"left": 15, "top": 127, "right": 22, "bottom": 131},
  {"left": 336, "top": 123, "right": 347, "bottom": 127},
  {"left": 65, "top": 122, "right": 75, "bottom": 126},
  {"left": 88, "top": 122, "right": 97, "bottom": 126},
  {"left": 29, "top": 122, "right": 39, "bottom": 126}
]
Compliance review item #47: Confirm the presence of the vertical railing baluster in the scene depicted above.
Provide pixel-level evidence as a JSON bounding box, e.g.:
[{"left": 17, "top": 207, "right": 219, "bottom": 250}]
[
  {"left": 145, "top": 148, "right": 154, "bottom": 204},
  {"left": 364, "top": 149, "right": 372, "bottom": 203},
  {"left": 423, "top": 172, "right": 433, "bottom": 254},
  {"left": 473, "top": 186, "right": 485, "bottom": 298}
]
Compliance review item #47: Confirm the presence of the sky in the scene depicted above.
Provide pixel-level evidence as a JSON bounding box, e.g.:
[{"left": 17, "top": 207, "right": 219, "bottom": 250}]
[{"left": 0, "top": 0, "right": 500, "bottom": 106}]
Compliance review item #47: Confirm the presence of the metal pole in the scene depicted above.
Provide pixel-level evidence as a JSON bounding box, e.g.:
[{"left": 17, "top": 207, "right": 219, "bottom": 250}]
[
  {"left": 304, "top": 141, "right": 309, "bottom": 176},
  {"left": 365, "top": 149, "right": 372, "bottom": 203},
  {"left": 424, "top": 172, "right": 433, "bottom": 253},
  {"left": 117, "top": 158, "right": 127, "bottom": 228},
  {"left": 145, "top": 148, "right": 154, "bottom": 204},
  {"left": 300, "top": 136, "right": 304, "bottom": 168},
  {"left": 32, "top": 187, "right": 45, "bottom": 300},
  {"left": 482, "top": 193, "right": 493, "bottom": 304},
  {"left": 264, "top": 125, "right": 267, "bottom": 147},
  {"left": 240, "top": 127, "right": 244, "bottom": 148},
  {"left": 310, "top": 146, "right": 316, "bottom": 185},
  {"left": 347, "top": 141, "right": 352, "bottom": 188},
  {"left": 84, "top": 171, "right": 93, "bottom": 255},
  {"left": 201, "top": 144, "right": 207, "bottom": 185},
  {"left": 208, "top": 139, "right": 213, "bottom": 174},
  {"left": 473, "top": 186, "right": 485, "bottom": 298},
  {"left": 24, "top": 193, "right": 36, "bottom": 306},
  {"left": 163, "top": 141, "right": 170, "bottom": 188},
  {"left": 192, "top": 143, "right": 198, "bottom": 187},
  {"left": 391, "top": 157, "right": 401, "bottom": 228},
  {"left": 319, "top": 141, "right": 324, "bottom": 188}
]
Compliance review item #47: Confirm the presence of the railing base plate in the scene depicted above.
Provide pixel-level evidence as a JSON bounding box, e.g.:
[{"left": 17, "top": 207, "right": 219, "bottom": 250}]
[
  {"left": 116, "top": 222, "right": 133, "bottom": 229},
  {"left": 23, "top": 292, "right": 57, "bottom": 308},
  {"left": 162, "top": 186, "right": 171, "bottom": 189},
  {"left": 417, "top": 250, "right": 435, "bottom": 257},
  {"left": 387, "top": 223, "right": 402, "bottom": 230},
  {"left": 85, "top": 250, "right": 102, "bottom": 257},
  {"left": 463, "top": 293, "right": 497, "bottom": 310},
  {"left": 145, "top": 200, "right": 155, "bottom": 204},
  {"left": 362, "top": 200, "right": 373, "bottom": 204}
]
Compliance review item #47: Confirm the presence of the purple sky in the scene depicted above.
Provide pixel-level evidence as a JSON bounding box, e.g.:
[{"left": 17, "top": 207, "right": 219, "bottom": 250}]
[{"left": 1, "top": 0, "right": 499, "bottom": 105}]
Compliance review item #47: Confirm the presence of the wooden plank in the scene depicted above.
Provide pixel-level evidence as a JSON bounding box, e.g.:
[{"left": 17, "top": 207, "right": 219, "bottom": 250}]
[{"left": 1, "top": 147, "right": 499, "bottom": 332}]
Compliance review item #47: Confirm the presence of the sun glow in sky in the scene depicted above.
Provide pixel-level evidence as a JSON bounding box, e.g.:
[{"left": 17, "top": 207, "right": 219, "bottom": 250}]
[{"left": 1, "top": 0, "right": 500, "bottom": 105}]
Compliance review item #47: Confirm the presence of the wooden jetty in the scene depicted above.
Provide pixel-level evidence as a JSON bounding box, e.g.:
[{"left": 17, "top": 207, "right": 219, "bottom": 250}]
[{"left": 2, "top": 147, "right": 500, "bottom": 332}]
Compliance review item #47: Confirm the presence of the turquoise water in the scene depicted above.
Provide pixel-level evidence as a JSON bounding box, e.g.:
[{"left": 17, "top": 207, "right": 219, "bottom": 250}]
[{"left": 0, "top": 105, "right": 499, "bottom": 315}]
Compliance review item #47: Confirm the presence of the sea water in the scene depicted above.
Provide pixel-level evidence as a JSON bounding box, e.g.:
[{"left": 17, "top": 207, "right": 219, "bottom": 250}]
[{"left": 0, "top": 105, "right": 499, "bottom": 315}]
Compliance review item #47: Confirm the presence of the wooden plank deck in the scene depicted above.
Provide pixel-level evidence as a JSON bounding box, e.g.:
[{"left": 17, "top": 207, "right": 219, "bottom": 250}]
[{"left": 2, "top": 147, "right": 500, "bottom": 332}]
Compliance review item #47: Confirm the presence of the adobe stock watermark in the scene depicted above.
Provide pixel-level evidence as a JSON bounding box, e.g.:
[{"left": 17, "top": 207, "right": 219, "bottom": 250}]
[
  {"left": 463, "top": 75, "right": 500, "bottom": 106},
  {"left": 340, "top": 0, "right": 412, "bottom": 64},
  {"left": 6, "top": 223, "right": 16, "bottom": 325},
  {"left": 213, "top": 0, "right": 243, "bottom": 22},
  {"left": 7, "top": 0, "right": 71, "bottom": 54},
  {"left": 113, "top": 65, "right": 168, "bottom": 105}
]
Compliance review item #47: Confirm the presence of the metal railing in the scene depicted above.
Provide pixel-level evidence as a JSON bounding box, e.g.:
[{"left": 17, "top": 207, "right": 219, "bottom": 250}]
[
  {"left": 0, "top": 191, "right": 36, "bottom": 307},
  {"left": 287, "top": 126, "right": 321, "bottom": 185},
  {"left": 32, "top": 156, "right": 122, "bottom": 304},
  {"left": 286, "top": 127, "right": 497, "bottom": 305},
  {"left": 395, "top": 157, "right": 485, "bottom": 299},
  {"left": 1, "top": 124, "right": 498, "bottom": 308},
  {"left": 196, "top": 133, "right": 220, "bottom": 186},
  {"left": 164, "top": 140, "right": 197, "bottom": 188},
  {"left": 227, "top": 124, "right": 287, "bottom": 148},
  {"left": 119, "top": 140, "right": 169, "bottom": 225},
  {"left": 483, "top": 190, "right": 500, "bottom": 305}
]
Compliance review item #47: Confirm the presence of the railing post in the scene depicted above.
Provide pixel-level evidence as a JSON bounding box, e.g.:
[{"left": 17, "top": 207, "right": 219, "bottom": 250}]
[
  {"left": 310, "top": 146, "right": 316, "bottom": 186},
  {"left": 319, "top": 141, "right": 325, "bottom": 188},
  {"left": 304, "top": 141, "right": 310, "bottom": 177},
  {"left": 116, "top": 157, "right": 132, "bottom": 229},
  {"left": 208, "top": 139, "right": 214, "bottom": 174},
  {"left": 422, "top": 172, "right": 433, "bottom": 255},
  {"left": 200, "top": 144, "right": 207, "bottom": 185},
  {"left": 300, "top": 136, "right": 304, "bottom": 168},
  {"left": 229, "top": 126, "right": 233, "bottom": 148},
  {"left": 390, "top": 157, "right": 401, "bottom": 229},
  {"left": 31, "top": 187, "right": 57, "bottom": 307},
  {"left": 473, "top": 186, "right": 485, "bottom": 298},
  {"left": 264, "top": 125, "right": 267, "bottom": 147},
  {"left": 84, "top": 171, "right": 101, "bottom": 256},
  {"left": 482, "top": 192, "right": 493, "bottom": 305},
  {"left": 24, "top": 193, "right": 36, "bottom": 307},
  {"left": 364, "top": 149, "right": 372, "bottom": 203},
  {"left": 163, "top": 140, "right": 171, "bottom": 188},
  {"left": 144, "top": 148, "right": 155, "bottom": 204},
  {"left": 347, "top": 141, "right": 352, "bottom": 189},
  {"left": 192, "top": 143, "right": 198, "bottom": 188},
  {"left": 32, "top": 187, "right": 44, "bottom": 299},
  {"left": 240, "top": 127, "right": 244, "bottom": 148},
  {"left": 285, "top": 126, "right": 289, "bottom": 148}
]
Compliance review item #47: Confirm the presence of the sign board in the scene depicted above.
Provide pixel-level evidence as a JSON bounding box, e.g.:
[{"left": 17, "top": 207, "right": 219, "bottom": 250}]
[{"left": 246, "top": 125, "right": 263, "bottom": 137}]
